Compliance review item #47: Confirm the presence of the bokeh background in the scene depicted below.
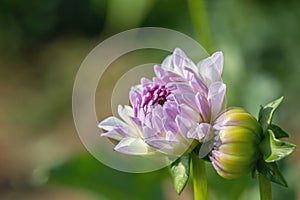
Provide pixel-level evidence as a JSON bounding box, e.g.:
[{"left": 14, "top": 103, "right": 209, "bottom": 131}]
[{"left": 0, "top": 0, "right": 299, "bottom": 199}]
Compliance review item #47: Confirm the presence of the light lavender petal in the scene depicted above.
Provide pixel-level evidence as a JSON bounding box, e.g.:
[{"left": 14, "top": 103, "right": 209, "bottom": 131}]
[
  {"left": 101, "top": 126, "right": 133, "bottom": 140},
  {"left": 187, "top": 123, "right": 212, "bottom": 141},
  {"left": 184, "top": 66, "right": 208, "bottom": 94},
  {"left": 208, "top": 82, "right": 226, "bottom": 119},
  {"left": 142, "top": 126, "right": 156, "bottom": 139},
  {"left": 178, "top": 104, "right": 200, "bottom": 122},
  {"left": 172, "top": 48, "right": 198, "bottom": 76},
  {"left": 175, "top": 115, "right": 193, "bottom": 136},
  {"left": 141, "top": 77, "right": 152, "bottom": 86},
  {"left": 145, "top": 137, "right": 184, "bottom": 155},
  {"left": 195, "top": 92, "right": 211, "bottom": 121}
]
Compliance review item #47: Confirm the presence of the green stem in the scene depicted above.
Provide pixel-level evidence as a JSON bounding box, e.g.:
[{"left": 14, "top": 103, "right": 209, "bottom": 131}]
[
  {"left": 187, "top": 0, "right": 213, "bottom": 53},
  {"left": 192, "top": 153, "right": 208, "bottom": 200},
  {"left": 259, "top": 173, "right": 272, "bottom": 200}
]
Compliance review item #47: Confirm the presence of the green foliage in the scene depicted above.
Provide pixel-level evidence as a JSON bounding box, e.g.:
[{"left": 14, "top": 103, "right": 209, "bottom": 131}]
[
  {"left": 170, "top": 155, "right": 190, "bottom": 195},
  {"left": 257, "top": 97, "right": 296, "bottom": 187},
  {"left": 260, "top": 129, "right": 295, "bottom": 163},
  {"left": 269, "top": 124, "right": 289, "bottom": 139},
  {"left": 257, "top": 159, "right": 287, "bottom": 187},
  {"left": 258, "top": 96, "right": 284, "bottom": 133},
  {"left": 47, "top": 154, "right": 166, "bottom": 200}
]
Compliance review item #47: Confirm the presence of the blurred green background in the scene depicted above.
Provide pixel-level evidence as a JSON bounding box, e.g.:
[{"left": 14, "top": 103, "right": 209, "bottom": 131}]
[{"left": 0, "top": 0, "right": 299, "bottom": 199}]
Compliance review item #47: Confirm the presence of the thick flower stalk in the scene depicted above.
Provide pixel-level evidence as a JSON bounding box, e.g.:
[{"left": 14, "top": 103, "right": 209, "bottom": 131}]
[
  {"left": 210, "top": 107, "right": 263, "bottom": 179},
  {"left": 99, "top": 48, "right": 226, "bottom": 157}
]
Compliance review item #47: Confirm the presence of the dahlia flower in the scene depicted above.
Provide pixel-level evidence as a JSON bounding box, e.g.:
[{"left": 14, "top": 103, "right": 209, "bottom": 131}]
[{"left": 99, "top": 48, "right": 226, "bottom": 157}]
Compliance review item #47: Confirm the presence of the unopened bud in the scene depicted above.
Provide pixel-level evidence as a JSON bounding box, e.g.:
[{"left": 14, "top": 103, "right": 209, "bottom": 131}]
[{"left": 210, "top": 108, "right": 262, "bottom": 179}]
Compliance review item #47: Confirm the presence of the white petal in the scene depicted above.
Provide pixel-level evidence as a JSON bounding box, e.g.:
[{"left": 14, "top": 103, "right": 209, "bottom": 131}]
[
  {"left": 118, "top": 105, "right": 133, "bottom": 124},
  {"left": 198, "top": 139, "right": 214, "bottom": 158},
  {"left": 197, "top": 51, "right": 224, "bottom": 86},
  {"left": 130, "top": 84, "right": 143, "bottom": 94},
  {"left": 166, "top": 130, "right": 178, "bottom": 142},
  {"left": 173, "top": 48, "right": 188, "bottom": 68},
  {"left": 114, "top": 137, "right": 154, "bottom": 155},
  {"left": 211, "top": 51, "right": 224, "bottom": 75},
  {"left": 115, "top": 105, "right": 143, "bottom": 137},
  {"left": 161, "top": 55, "right": 173, "bottom": 70},
  {"left": 154, "top": 65, "right": 165, "bottom": 78},
  {"left": 98, "top": 116, "right": 127, "bottom": 131}
]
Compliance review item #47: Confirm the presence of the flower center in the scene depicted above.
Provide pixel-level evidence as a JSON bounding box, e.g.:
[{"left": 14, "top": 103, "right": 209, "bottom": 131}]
[{"left": 141, "top": 84, "right": 170, "bottom": 109}]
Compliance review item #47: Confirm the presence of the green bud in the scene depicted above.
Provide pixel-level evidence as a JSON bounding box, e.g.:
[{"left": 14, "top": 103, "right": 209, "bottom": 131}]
[{"left": 210, "top": 108, "right": 263, "bottom": 179}]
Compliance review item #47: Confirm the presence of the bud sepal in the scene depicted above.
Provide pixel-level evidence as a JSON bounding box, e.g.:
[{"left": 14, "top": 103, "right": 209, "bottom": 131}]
[{"left": 257, "top": 96, "right": 296, "bottom": 187}]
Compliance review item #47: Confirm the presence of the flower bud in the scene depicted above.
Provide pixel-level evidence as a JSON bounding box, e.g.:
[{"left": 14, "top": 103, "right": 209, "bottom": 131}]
[{"left": 210, "top": 108, "right": 262, "bottom": 179}]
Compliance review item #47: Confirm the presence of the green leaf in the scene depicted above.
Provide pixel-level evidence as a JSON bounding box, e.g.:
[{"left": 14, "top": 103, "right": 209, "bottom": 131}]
[
  {"left": 260, "top": 129, "right": 296, "bottom": 163},
  {"left": 270, "top": 124, "right": 289, "bottom": 138},
  {"left": 258, "top": 96, "right": 284, "bottom": 132},
  {"left": 257, "top": 159, "right": 288, "bottom": 187},
  {"left": 170, "top": 155, "right": 191, "bottom": 195}
]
